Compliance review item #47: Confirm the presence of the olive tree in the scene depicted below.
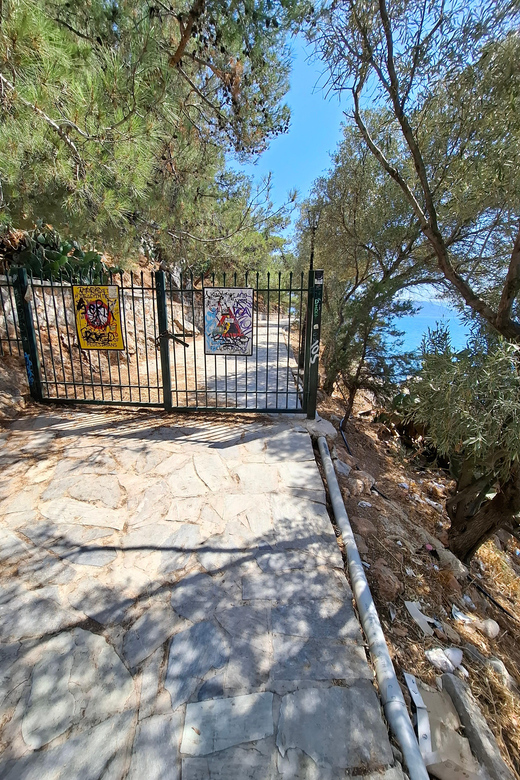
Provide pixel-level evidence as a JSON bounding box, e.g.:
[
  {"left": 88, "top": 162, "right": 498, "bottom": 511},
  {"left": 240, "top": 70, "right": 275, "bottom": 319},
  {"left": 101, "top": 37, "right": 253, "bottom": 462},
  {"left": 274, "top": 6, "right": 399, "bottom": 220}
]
[
  {"left": 295, "top": 121, "right": 440, "bottom": 416},
  {"left": 412, "top": 327, "right": 520, "bottom": 562},
  {"left": 305, "top": 0, "right": 520, "bottom": 560},
  {"left": 307, "top": 0, "right": 520, "bottom": 339}
]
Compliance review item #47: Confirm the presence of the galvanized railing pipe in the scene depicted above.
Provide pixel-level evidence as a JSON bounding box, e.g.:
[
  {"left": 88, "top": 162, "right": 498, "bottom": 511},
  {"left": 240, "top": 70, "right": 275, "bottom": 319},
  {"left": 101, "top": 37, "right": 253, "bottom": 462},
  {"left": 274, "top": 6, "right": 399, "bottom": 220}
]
[{"left": 317, "top": 435, "right": 430, "bottom": 780}]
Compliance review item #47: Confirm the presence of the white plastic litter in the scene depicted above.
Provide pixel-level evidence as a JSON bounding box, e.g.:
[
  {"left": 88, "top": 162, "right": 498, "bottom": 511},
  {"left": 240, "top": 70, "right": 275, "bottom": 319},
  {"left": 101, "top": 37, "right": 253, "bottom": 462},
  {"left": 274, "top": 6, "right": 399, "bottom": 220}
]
[
  {"left": 451, "top": 605, "right": 500, "bottom": 638},
  {"left": 451, "top": 605, "right": 473, "bottom": 623},
  {"left": 405, "top": 601, "right": 435, "bottom": 636},
  {"left": 425, "top": 647, "right": 465, "bottom": 673},
  {"left": 443, "top": 647, "right": 463, "bottom": 668},
  {"left": 425, "top": 648, "right": 455, "bottom": 673},
  {"left": 477, "top": 618, "right": 500, "bottom": 639}
]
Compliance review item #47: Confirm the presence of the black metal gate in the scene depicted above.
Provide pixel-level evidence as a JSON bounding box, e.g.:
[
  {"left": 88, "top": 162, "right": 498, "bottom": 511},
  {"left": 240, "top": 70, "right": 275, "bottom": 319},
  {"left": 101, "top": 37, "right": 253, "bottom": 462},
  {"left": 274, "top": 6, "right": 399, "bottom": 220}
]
[{"left": 2, "top": 267, "right": 323, "bottom": 417}]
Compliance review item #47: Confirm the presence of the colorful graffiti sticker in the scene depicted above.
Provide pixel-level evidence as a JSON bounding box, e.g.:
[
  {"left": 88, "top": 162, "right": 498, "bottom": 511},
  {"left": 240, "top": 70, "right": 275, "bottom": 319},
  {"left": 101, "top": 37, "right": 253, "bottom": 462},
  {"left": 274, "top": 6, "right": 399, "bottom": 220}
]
[
  {"left": 72, "top": 285, "right": 124, "bottom": 350},
  {"left": 204, "top": 288, "right": 253, "bottom": 356}
]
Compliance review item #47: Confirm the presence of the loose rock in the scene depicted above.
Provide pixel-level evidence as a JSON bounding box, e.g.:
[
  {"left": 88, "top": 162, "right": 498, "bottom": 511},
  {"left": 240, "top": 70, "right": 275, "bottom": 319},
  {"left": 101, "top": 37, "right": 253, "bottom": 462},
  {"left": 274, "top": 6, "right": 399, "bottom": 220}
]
[
  {"left": 350, "top": 515, "right": 377, "bottom": 538},
  {"left": 371, "top": 559, "right": 404, "bottom": 601}
]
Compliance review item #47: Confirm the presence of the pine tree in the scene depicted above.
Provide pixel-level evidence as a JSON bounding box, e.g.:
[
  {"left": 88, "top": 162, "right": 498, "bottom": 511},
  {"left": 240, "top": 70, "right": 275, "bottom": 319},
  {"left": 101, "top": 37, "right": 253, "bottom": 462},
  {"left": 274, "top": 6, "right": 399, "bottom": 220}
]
[{"left": 0, "top": 0, "right": 307, "bottom": 257}]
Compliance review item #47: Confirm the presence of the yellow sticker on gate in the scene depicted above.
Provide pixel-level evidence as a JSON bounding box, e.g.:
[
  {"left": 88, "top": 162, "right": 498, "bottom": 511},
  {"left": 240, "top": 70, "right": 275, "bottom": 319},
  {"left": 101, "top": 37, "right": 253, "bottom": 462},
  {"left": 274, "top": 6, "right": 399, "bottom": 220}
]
[{"left": 72, "top": 285, "right": 124, "bottom": 350}]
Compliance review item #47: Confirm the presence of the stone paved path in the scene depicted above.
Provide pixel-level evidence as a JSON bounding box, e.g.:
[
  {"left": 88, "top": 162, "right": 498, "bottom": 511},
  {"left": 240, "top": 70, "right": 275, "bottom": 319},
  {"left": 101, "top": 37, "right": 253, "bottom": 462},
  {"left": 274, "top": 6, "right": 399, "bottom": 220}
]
[{"left": 0, "top": 409, "right": 399, "bottom": 779}]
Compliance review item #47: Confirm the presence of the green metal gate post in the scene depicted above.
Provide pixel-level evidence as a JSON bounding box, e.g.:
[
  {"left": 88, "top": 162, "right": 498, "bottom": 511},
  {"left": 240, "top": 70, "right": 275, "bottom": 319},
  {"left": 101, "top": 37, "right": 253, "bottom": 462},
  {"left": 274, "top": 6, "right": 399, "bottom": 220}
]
[
  {"left": 154, "top": 271, "right": 173, "bottom": 412},
  {"left": 13, "top": 268, "right": 42, "bottom": 402},
  {"left": 304, "top": 269, "right": 323, "bottom": 419},
  {"left": 302, "top": 275, "right": 313, "bottom": 415}
]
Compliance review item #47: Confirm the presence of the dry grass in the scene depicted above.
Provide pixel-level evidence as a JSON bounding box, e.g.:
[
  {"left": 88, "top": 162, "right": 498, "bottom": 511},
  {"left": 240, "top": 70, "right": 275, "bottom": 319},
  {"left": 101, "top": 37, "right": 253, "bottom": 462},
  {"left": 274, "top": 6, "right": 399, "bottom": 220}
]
[{"left": 477, "top": 541, "right": 520, "bottom": 607}]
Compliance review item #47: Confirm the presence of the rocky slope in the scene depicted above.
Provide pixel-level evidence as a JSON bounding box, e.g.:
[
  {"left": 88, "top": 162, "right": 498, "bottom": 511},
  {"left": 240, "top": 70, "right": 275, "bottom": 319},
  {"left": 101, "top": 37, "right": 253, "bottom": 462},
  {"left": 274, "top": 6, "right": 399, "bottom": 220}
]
[{"left": 318, "top": 390, "right": 520, "bottom": 778}]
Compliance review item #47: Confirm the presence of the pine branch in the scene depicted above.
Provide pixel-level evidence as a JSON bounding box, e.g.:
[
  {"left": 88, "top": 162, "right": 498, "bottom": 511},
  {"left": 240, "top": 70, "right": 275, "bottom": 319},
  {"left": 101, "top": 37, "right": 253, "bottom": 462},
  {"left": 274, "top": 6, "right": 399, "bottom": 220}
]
[
  {"left": 53, "top": 17, "right": 94, "bottom": 43},
  {"left": 0, "top": 72, "right": 85, "bottom": 177},
  {"left": 169, "top": 0, "right": 206, "bottom": 67},
  {"left": 177, "top": 66, "right": 226, "bottom": 121}
]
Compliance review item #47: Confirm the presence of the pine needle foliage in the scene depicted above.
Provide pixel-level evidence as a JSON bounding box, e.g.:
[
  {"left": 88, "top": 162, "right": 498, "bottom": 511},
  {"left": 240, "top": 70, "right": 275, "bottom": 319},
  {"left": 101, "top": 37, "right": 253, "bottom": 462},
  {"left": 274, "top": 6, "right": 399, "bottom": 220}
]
[{"left": 0, "top": 0, "right": 307, "bottom": 258}]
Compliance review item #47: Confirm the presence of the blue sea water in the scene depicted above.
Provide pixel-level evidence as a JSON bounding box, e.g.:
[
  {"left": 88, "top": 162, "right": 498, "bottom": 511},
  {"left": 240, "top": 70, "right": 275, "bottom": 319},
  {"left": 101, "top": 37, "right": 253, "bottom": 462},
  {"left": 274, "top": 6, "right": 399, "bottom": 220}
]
[{"left": 397, "top": 301, "right": 469, "bottom": 354}]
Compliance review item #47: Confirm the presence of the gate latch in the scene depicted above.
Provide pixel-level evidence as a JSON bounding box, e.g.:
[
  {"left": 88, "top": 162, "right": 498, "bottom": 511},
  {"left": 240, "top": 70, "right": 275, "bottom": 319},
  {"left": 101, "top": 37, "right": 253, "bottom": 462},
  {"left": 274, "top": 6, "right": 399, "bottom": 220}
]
[{"left": 155, "top": 330, "right": 190, "bottom": 349}]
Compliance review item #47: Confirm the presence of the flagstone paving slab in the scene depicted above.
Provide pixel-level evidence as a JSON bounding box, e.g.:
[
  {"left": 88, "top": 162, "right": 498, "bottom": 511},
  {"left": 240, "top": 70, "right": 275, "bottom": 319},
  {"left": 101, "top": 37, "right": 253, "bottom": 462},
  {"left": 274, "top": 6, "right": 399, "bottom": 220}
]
[
  {"left": 1, "top": 586, "right": 82, "bottom": 641},
  {"left": 138, "top": 647, "right": 164, "bottom": 720},
  {"left": 68, "top": 474, "right": 122, "bottom": 508},
  {"left": 181, "top": 692, "right": 274, "bottom": 756},
  {"left": 165, "top": 620, "right": 230, "bottom": 710},
  {"left": 265, "top": 429, "right": 316, "bottom": 463},
  {"left": 4, "top": 711, "right": 134, "bottom": 780},
  {"left": 0, "top": 409, "right": 398, "bottom": 778},
  {"left": 0, "top": 528, "right": 30, "bottom": 563},
  {"left": 126, "top": 712, "right": 183, "bottom": 780},
  {"left": 242, "top": 568, "right": 350, "bottom": 602},
  {"left": 182, "top": 738, "right": 279, "bottom": 780},
  {"left": 19, "top": 521, "right": 114, "bottom": 550},
  {"left": 271, "top": 598, "right": 363, "bottom": 641},
  {"left": 22, "top": 632, "right": 76, "bottom": 749},
  {"left": 271, "top": 635, "right": 372, "bottom": 682},
  {"left": 123, "top": 602, "right": 183, "bottom": 669},
  {"left": 40, "top": 497, "right": 126, "bottom": 529},
  {"left": 67, "top": 577, "right": 135, "bottom": 625},
  {"left": 276, "top": 684, "right": 394, "bottom": 770},
  {"left": 16, "top": 547, "right": 76, "bottom": 586}
]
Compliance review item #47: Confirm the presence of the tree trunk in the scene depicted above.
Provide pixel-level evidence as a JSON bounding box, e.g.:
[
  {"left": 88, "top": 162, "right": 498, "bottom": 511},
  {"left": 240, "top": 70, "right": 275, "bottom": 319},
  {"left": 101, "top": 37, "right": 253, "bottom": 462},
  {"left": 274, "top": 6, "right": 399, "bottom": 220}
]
[
  {"left": 323, "top": 373, "right": 336, "bottom": 396},
  {"left": 448, "top": 465, "right": 520, "bottom": 563},
  {"left": 322, "top": 347, "right": 338, "bottom": 395},
  {"left": 344, "top": 384, "right": 357, "bottom": 420}
]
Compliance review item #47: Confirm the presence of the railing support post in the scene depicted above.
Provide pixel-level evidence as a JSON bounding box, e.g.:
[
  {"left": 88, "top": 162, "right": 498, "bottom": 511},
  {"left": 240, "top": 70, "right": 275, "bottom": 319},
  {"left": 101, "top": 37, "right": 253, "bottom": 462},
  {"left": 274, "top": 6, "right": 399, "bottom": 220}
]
[
  {"left": 13, "top": 268, "right": 42, "bottom": 402},
  {"left": 155, "top": 271, "right": 172, "bottom": 412},
  {"left": 304, "top": 269, "right": 323, "bottom": 419}
]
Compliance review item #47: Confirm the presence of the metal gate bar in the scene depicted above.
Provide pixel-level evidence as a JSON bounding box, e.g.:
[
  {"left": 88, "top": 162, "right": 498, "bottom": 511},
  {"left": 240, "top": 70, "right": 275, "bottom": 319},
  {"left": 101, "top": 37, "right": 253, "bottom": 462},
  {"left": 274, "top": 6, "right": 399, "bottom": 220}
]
[
  {"left": 0, "top": 273, "right": 22, "bottom": 356},
  {"left": 23, "top": 269, "right": 163, "bottom": 406},
  {"left": 162, "top": 270, "right": 309, "bottom": 413},
  {"left": 10, "top": 267, "right": 322, "bottom": 417}
]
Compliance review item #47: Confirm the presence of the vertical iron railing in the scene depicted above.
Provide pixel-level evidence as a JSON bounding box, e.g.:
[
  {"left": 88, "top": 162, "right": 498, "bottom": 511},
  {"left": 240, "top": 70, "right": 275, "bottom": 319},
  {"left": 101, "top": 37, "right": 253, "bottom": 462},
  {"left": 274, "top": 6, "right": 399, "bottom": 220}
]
[
  {"left": 6, "top": 267, "right": 322, "bottom": 414},
  {"left": 25, "top": 270, "right": 162, "bottom": 406},
  {"left": 161, "top": 270, "right": 313, "bottom": 413},
  {"left": 155, "top": 270, "right": 172, "bottom": 412},
  {"left": 0, "top": 271, "right": 23, "bottom": 356}
]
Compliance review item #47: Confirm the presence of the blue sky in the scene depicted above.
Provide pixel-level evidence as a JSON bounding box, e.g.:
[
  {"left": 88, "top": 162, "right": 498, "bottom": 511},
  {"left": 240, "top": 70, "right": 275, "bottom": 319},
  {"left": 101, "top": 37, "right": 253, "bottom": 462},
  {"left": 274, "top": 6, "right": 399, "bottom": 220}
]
[{"left": 229, "top": 36, "right": 349, "bottom": 218}]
